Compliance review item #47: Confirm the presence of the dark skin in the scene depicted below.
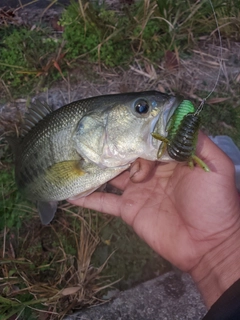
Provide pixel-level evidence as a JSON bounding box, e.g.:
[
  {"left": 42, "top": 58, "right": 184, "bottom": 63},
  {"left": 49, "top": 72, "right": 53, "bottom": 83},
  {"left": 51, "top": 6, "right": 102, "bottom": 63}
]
[{"left": 69, "top": 132, "right": 240, "bottom": 307}]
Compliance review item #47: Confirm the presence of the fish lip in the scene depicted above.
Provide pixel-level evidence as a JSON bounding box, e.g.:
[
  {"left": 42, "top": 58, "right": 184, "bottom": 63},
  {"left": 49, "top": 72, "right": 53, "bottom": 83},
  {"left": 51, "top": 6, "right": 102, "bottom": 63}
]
[{"left": 151, "top": 95, "right": 183, "bottom": 147}]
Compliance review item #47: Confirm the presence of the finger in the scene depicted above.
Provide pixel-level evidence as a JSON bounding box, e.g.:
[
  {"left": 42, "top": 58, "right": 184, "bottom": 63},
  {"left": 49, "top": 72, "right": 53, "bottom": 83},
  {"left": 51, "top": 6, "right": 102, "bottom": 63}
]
[
  {"left": 130, "top": 158, "right": 156, "bottom": 183},
  {"left": 108, "top": 171, "right": 130, "bottom": 190},
  {"left": 197, "top": 132, "right": 235, "bottom": 175},
  {"left": 68, "top": 192, "right": 122, "bottom": 216}
]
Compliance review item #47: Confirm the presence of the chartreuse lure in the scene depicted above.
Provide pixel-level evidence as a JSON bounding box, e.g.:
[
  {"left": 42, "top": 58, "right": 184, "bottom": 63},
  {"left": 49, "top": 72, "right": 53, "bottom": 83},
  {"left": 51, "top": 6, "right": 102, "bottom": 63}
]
[{"left": 152, "top": 100, "right": 210, "bottom": 172}]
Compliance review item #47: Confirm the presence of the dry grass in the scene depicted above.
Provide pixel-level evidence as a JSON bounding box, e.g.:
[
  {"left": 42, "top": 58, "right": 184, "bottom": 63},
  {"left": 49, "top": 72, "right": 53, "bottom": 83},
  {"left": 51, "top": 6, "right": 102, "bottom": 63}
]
[{"left": 0, "top": 207, "right": 116, "bottom": 319}]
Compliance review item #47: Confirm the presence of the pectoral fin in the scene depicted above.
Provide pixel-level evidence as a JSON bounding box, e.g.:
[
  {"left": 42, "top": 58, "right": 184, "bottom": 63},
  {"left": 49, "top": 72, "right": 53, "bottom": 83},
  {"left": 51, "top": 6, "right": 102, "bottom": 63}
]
[
  {"left": 37, "top": 161, "right": 85, "bottom": 224},
  {"left": 45, "top": 161, "right": 85, "bottom": 187},
  {"left": 37, "top": 201, "right": 58, "bottom": 225}
]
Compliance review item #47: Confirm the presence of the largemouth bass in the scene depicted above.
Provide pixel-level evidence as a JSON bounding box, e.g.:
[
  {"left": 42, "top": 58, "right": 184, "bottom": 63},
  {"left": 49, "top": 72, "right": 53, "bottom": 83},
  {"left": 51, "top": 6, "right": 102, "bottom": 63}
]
[{"left": 11, "top": 91, "right": 181, "bottom": 224}]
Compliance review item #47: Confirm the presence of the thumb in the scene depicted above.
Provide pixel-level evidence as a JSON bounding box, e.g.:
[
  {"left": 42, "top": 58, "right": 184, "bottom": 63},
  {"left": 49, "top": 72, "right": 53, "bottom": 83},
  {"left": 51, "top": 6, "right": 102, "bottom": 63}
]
[{"left": 196, "top": 132, "right": 235, "bottom": 175}]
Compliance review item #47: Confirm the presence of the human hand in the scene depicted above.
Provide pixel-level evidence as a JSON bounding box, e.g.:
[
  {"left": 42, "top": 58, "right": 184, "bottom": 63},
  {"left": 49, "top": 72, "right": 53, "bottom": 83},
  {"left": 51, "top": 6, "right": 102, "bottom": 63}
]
[{"left": 69, "top": 132, "right": 240, "bottom": 306}]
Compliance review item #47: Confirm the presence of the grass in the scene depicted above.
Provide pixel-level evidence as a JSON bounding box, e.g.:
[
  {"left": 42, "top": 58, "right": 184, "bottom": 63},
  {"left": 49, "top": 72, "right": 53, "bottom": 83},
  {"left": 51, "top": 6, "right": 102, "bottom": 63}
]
[
  {"left": 0, "top": 144, "right": 31, "bottom": 230},
  {"left": 201, "top": 87, "right": 240, "bottom": 146},
  {"left": 0, "top": 207, "right": 112, "bottom": 319},
  {"left": 61, "top": 0, "right": 240, "bottom": 63},
  {"left": 1, "top": 0, "right": 240, "bottom": 318},
  {"left": 0, "top": 0, "right": 240, "bottom": 98},
  {"left": 0, "top": 25, "right": 65, "bottom": 99}
]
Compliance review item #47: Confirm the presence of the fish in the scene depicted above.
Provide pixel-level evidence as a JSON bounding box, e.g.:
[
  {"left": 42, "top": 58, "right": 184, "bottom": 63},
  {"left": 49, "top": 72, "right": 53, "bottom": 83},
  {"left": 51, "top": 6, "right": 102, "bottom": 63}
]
[{"left": 10, "top": 91, "right": 181, "bottom": 224}]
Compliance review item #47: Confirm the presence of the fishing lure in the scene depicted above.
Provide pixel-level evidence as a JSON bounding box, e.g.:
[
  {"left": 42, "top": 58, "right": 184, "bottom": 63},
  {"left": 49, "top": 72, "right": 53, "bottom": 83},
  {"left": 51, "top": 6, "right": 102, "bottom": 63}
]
[
  {"left": 152, "top": 0, "right": 222, "bottom": 172},
  {"left": 152, "top": 100, "right": 210, "bottom": 172}
]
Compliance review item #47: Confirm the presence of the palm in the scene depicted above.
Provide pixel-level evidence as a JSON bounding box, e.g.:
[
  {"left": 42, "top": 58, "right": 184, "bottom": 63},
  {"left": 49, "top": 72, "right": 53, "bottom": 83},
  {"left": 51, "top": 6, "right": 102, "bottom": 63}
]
[
  {"left": 69, "top": 134, "right": 240, "bottom": 272},
  {"left": 114, "top": 161, "right": 238, "bottom": 271}
]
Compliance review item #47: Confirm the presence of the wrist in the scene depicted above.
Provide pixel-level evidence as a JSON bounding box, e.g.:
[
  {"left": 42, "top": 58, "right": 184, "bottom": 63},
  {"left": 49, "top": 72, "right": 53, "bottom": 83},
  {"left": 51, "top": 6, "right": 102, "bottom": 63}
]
[{"left": 190, "top": 227, "right": 240, "bottom": 308}]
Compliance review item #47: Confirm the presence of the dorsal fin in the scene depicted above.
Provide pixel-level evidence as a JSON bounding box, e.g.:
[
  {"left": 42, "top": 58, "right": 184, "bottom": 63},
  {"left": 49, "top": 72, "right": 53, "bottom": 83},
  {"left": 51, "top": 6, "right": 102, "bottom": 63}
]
[{"left": 21, "top": 100, "right": 53, "bottom": 136}]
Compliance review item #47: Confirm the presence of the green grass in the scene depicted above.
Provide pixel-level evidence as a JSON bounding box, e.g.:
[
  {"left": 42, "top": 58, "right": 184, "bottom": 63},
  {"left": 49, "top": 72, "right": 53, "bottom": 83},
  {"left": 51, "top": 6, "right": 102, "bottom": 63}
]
[
  {"left": 0, "top": 26, "right": 63, "bottom": 99},
  {"left": 1, "top": 0, "right": 240, "bottom": 98},
  {"left": 61, "top": 0, "right": 240, "bottom": 63},
  {"left": 60, "top": 1, "right": 132, "bottom": 66},
  {"left": 0, "top": 145, "right": 32, "bottom": 230},
  {"left": 201, "top": 93, "right": 240, "bottom": 147}
]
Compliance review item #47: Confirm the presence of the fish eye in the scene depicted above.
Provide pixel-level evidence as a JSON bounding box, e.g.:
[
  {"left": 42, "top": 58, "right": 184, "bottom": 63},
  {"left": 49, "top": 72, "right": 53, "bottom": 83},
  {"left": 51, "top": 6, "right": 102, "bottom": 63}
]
[{"left": 135, "top": 100, "right": 150, "bottom": 114}]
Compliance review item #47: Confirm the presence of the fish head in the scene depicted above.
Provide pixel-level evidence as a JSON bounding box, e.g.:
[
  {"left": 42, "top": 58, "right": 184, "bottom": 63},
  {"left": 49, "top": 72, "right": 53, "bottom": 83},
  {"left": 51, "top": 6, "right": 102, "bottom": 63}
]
[{"left": 73, "top": 91, "right": 182, "bottom": 167}]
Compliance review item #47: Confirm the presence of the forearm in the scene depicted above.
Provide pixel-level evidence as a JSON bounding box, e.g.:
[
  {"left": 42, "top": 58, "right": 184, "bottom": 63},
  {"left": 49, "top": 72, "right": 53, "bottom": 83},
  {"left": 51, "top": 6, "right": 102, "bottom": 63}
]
[{"left": 190, "top": 227, "right": 240, "bottom": 308}]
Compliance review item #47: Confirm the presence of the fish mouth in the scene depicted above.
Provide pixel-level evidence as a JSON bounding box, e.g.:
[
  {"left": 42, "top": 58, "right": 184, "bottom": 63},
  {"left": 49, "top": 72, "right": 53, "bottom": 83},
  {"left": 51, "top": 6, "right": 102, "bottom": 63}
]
[{"left": 151, "top": 95, "right": 183, "bottom": 148}]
